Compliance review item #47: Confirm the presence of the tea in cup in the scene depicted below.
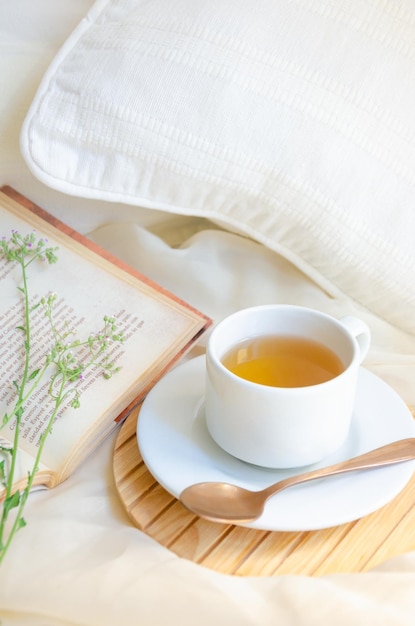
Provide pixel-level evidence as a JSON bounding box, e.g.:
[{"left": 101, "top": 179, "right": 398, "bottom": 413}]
[{"left": 205, "top": 305, "right": 370, "bottom": 468}]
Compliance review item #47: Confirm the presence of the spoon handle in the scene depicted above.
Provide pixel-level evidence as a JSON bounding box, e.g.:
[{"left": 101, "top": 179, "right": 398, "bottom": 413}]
[{"left": 262, "top": 438, "right": 415, "bottom": 501}]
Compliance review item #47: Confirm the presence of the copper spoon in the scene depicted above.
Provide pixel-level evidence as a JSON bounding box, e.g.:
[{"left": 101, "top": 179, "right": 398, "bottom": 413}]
[{"left": 179, "top": 438, "right": 415, "bottom": 524}]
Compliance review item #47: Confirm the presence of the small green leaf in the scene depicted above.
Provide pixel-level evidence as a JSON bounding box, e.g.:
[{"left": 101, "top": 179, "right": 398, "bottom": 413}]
[
  {"left": 28, "top": 369, "right": 40, "bottom": 381},
  {"left": 15, "top": 407, "right": 23, "bottom": 420},
  {"left": 15, "top": 325, "right": 26, "bottom": 333},
  {"left": 3, "top": 491, "right": 20, "bottom": 515}
]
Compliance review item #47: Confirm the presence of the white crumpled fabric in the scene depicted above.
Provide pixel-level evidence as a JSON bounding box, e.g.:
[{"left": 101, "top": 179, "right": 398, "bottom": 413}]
[
  {"left": 2, "top": 2, "right": 415, "bottom": 625},
  {"left": 2, "top": 223, "right": 415, "bottom": 626}
]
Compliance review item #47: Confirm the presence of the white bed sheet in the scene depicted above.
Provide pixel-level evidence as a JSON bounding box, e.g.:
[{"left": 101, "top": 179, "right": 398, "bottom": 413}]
[{"left": 1, "top": 2, "right": 415, "bottom": 625}]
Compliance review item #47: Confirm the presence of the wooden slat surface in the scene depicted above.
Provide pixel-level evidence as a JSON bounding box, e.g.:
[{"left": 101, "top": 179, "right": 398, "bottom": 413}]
[{"left": 113, "top": 406, "right": 415, "bottom": 577}]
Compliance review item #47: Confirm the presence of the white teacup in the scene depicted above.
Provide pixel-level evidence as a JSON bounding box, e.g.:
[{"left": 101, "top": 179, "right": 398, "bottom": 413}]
[{"left": 205, "top": 305, "right": 370, "bottom": 468}]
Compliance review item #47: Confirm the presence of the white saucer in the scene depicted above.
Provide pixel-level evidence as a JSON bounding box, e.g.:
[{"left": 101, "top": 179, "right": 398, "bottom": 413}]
[{"left": 137, "top": 355, "right": 415, "bottom": 531}]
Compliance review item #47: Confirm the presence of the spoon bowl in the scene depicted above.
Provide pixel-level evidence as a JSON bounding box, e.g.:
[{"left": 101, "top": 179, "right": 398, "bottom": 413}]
[{"left": 179, "top": 438, "right": 415, "bottom": 524}]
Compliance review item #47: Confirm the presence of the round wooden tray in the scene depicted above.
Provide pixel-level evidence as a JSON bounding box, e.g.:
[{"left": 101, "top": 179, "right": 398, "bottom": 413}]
[{"left": 113, "top": 406, "right": 415, "bottom": 577}]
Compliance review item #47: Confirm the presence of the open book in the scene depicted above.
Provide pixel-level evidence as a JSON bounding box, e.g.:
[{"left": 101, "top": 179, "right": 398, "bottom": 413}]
[{"left": 0, "top": 186, "right": 211, "bottom": 494}]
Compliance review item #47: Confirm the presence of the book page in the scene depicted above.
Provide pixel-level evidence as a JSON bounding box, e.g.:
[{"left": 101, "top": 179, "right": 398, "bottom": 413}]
[
  {"left": 0, "top": 190, "right": 210, "bottom": 481},
  {"left": 0, "top": 289, "right": 145, "bottom": 460}
]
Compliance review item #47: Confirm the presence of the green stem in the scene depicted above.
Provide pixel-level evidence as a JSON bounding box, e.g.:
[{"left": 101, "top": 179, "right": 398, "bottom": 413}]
[
  {"left": 0, "top": 378, "right": 66, "bottom": 565},
  {"left": 5, "top": 257, "right": 33, "bottom": 491},
  {"left": 0, "top": 256, "right": 33, "bottom": 549},
  {"left": 1, "top": 362, "right": 50, "bottom": 430},
  {"left": 0, "top": 408, "right": 22, "bottom": 550},
  {"left": 20, "top": 259, "right": 32, "bottom": 385}
]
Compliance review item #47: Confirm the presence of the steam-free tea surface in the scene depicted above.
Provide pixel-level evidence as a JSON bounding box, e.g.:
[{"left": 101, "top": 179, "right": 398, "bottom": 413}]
[{"left": 222, "top": 335, "right": 343, "bottom": 387}]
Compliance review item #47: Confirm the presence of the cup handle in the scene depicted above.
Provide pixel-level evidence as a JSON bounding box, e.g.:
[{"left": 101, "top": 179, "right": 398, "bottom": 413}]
[{"left": 339, "top": 316, "right": 371, "bottom": 363}]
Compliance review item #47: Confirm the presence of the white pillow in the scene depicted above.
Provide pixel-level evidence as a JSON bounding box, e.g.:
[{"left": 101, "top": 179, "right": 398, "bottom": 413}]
[{"left": 21, "top": 0, "right": 415, "bottom": 334}]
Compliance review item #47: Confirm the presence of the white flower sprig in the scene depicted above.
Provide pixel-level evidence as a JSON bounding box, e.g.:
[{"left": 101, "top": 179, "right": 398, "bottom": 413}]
[{"left": 0, "top": 230, "right": 124, "bottom": 564}]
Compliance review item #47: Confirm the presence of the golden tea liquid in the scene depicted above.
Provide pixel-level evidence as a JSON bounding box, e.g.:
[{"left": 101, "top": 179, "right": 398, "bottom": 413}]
[{"left": 221, "top": 335, "right": 344, "bottom": 387}]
